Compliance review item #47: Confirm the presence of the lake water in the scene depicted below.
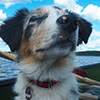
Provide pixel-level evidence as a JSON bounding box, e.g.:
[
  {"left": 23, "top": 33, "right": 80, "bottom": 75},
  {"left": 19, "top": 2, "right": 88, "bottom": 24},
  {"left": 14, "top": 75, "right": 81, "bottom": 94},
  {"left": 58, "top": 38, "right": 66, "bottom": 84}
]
[
  {"left": 0, "top": 57, "right": 19, "bottom": 81},
  {"left": 75, "top": 56, "right": 100, "bottom": 67},
  {"left": 0, "top": 56, "right": 100, "bottom": 81}
]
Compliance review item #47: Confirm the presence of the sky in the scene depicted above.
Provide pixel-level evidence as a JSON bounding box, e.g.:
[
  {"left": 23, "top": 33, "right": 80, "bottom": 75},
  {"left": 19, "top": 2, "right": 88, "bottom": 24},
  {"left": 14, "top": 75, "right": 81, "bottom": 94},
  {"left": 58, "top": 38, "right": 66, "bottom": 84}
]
[{"left": 0, "top": 0, "right": 100, "bottom": 52}]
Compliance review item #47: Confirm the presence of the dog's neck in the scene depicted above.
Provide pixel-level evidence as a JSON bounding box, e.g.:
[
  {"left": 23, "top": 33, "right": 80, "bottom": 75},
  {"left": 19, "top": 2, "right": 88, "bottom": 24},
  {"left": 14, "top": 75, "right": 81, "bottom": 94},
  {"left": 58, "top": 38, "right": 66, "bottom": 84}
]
[{"left": 19, "top": 56, "right": 74, "bottom": 82}]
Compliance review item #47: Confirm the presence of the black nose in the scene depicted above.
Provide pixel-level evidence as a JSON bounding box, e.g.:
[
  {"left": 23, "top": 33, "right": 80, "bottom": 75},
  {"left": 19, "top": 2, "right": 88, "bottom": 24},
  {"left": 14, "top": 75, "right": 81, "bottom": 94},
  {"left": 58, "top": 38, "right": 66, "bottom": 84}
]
[{"left": 57, "top": 15, "right": 78, "bottom": 32}]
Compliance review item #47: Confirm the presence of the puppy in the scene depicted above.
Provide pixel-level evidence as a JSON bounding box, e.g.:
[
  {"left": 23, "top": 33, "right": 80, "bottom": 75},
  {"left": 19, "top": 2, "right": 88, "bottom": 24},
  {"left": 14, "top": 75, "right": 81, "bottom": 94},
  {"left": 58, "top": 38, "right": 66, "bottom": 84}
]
[{"left": 0, "top": 6, "right": 92, "bottom": 100}]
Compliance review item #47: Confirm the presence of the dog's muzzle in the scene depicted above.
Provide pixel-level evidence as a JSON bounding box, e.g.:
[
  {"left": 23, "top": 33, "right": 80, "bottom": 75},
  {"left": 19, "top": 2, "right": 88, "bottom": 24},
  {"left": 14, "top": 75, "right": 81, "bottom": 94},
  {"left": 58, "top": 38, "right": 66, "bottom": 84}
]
[
  {"left": 56, "top": 14, "right": 78, "bottom": 33},
  {"left": 36, "top": 15, "right": 78, "bottom": 52}
]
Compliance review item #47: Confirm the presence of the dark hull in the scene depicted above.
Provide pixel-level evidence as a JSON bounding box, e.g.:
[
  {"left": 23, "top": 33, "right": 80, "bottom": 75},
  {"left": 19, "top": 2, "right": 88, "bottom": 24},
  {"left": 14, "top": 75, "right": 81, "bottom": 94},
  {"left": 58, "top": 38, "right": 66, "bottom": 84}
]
[{"left": 80, "top": 63, "right": 100, "bottom": 82}]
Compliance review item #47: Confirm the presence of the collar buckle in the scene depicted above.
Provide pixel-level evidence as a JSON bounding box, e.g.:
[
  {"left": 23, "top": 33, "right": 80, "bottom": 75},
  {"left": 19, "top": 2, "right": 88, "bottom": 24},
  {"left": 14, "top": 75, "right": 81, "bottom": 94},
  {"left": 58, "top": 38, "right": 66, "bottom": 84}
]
[{"left": 49, "top": 81, "right": 52, "bottom": 89}]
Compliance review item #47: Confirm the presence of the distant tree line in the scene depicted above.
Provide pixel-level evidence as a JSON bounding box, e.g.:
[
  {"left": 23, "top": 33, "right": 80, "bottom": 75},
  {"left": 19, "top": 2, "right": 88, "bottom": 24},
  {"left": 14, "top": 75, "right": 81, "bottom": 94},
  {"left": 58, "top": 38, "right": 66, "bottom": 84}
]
[
  {"left": 6, "top": 51, "right": 100, "bottom": 56},
  {"left": 76, "top": 51, "right": 100, "bottom": 56}
]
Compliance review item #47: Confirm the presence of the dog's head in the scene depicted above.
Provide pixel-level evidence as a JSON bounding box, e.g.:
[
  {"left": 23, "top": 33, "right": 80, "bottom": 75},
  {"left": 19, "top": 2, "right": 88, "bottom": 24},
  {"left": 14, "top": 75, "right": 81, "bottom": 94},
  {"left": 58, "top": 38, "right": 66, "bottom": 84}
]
[{"left": 0, "top": 6, "right": 92, "bottom": 61}]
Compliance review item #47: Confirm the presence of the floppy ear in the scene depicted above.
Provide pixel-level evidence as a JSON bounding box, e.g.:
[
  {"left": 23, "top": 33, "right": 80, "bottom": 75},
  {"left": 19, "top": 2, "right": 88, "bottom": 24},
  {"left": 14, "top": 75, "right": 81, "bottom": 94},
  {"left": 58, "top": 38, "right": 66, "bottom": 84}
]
[
  {"left": 77, "top": 17, "right": 92, "bottom": 45},
  {"left": 0, "top": 8, "right": 29, "bottom": 52}
]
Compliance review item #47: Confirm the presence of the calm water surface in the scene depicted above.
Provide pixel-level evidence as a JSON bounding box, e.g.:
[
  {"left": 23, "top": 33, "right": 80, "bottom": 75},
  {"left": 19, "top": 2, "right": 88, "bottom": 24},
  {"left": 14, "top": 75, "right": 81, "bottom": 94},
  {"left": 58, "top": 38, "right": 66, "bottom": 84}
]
[{"left": 0, "top": 56, "right": 100, "bottom": 80}]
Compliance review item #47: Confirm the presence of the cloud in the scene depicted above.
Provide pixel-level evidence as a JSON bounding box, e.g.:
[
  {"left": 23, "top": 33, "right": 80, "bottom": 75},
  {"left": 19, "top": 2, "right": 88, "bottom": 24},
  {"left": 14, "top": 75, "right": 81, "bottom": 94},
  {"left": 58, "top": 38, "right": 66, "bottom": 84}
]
[
  {"left": 0, "top": 38, "right": 2, "bottom": 44},
  {"left": 0, "top": 37, "right": 16, "bottom": 52},
  {"left": 54, "top": 0, "right": 100, "bottom": 22},
  {"left": 0, "top": 0, "right": 31, "bottom": 8},
  {"left": 0, "top": 9, "right": 7, "bottom": 25},
  {"left": 0, "top": 0, "right": 43, "bottom": 8},
  {"left": 0, "top": 9, "right": 7, "bottom": 20},
  {"left": 91, "top": 30, "right": 100, "bottom": 37},
  {"left": 0, "top": 38, "right": 6, "bottom": 45},
  {"left": 0, "top": 38, "right": 10, "bottom": 52},
  {"left": 82, "top": 4, "right": 100, "bottom": 21},
  {"left": 77, "top": 29, "right": 100, "bottom": 51},
  {"left": 54, "top": 0, "right": 83, "bottom": 14},
  {"left": 0, "top": 48, "right": 10, "bottom": 52}
]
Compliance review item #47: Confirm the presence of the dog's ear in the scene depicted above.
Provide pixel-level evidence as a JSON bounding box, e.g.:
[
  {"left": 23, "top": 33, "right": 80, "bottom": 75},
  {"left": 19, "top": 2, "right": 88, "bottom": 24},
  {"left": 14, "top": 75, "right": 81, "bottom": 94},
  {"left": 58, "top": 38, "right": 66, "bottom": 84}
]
[
  {"left": 77, "top": 17, "right": 92, "bottom": 45},
  {"left": 0, "top": 8, "right": 29, "bottom": 52}
]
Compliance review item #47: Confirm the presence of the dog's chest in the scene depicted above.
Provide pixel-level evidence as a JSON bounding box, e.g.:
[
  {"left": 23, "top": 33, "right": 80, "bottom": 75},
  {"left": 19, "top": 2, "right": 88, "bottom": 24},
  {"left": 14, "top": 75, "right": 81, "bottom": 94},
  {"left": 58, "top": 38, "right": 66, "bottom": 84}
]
[{"left": 14, "top": 73, "right": 79, "bottom": 100}]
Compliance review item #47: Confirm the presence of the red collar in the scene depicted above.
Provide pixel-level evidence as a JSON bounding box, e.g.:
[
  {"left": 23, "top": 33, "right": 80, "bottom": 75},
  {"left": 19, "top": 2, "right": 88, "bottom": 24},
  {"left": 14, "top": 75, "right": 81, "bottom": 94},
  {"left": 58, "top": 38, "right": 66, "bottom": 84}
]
[
  {"left": 28, "top": 68, "right": 88, "bottom": 88},
  {"left": 29, "top": 79, "right": 58, "bottom": 88}
]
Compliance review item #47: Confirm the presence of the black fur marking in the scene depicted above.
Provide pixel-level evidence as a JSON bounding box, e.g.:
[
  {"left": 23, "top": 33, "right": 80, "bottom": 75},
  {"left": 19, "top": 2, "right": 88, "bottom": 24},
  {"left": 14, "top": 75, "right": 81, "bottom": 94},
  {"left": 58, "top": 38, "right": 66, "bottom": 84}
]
[
  {"left": 24, "top": 13, "right": 48, "bottom": 40},
  {"left": 29, "top": 13, "right": 48, "bottom": 24},
  {"left": 78, "top": 18, "right": 92, "bottom": 44},
  {"left": 24, "top": 25, "right": 34, "bottom": 40},
  {"left": 53, "top": 6, "right": 61, "bottom": 10},
  {"left": 0, "top": 8, "right": 29, "bottom": 52}
]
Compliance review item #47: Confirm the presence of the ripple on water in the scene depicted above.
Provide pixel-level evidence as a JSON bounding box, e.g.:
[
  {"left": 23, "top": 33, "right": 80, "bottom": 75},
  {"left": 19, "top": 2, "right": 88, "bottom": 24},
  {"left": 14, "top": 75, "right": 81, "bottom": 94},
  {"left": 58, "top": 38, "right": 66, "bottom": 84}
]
[{"left": 0, "top": 56, "right": 100, "bottom": 80}]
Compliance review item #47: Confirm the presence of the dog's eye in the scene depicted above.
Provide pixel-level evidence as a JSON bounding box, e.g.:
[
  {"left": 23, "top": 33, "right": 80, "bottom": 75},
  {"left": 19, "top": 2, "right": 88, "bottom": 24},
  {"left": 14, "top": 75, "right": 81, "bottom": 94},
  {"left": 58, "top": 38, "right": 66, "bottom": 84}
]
[
  {"left": 29, "top": 13, "right": 48, "bottom": 22},
  {"left": 29, "top": 16, "right": 39, "bottom": 22}
]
